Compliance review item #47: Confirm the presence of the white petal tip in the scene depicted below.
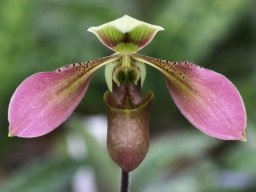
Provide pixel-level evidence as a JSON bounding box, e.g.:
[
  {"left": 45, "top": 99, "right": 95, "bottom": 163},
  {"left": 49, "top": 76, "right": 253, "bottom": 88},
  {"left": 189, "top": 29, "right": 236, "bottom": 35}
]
[
  {"left": 87, "top": 27, "right": 95, "bottom": 33},
  {"left": 240, "top": 132, "right": 247, "bottom": 142},
  {"left": 8, "top": 130, "right": 15, "bottom": 137}
]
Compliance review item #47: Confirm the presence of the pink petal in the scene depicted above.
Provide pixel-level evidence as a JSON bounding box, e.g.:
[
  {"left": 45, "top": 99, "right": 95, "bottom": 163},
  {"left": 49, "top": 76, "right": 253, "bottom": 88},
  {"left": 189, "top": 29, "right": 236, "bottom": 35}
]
[
  {"left": 8, "top": 56, "right": 117, "bottom": 137},
  {"left": 133, "top": 54, "right": 246, "bottom": 141}
]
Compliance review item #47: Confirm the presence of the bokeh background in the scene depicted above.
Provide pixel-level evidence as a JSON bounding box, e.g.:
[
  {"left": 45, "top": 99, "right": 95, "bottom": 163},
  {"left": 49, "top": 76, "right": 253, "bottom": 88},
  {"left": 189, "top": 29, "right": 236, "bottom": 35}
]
[{"left": 0, "top": 0, "right": 256, "bottom": 191}]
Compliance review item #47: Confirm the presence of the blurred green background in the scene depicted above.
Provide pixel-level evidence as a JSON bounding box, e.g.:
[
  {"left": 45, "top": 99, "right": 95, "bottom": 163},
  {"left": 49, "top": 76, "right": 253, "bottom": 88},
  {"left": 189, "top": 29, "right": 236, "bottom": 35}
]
[{"left": 0, "top": 0, "right": 256, "bottom": 191}]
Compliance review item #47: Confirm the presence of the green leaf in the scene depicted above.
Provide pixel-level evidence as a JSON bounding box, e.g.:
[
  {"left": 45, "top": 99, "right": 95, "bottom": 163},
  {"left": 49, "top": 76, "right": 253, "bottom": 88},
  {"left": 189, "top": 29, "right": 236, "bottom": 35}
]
[
  {"left": 66, "top": 116, "right": 119, "bottom": 192},
  {"left": 131, "top": 131, "right": 218, "bottom": 192},
  {"left": 155, "top": 0, "right": 251, "bottom": 61},
  {"left": 0, "top": 157, "right": 80, "bottom": 192}
]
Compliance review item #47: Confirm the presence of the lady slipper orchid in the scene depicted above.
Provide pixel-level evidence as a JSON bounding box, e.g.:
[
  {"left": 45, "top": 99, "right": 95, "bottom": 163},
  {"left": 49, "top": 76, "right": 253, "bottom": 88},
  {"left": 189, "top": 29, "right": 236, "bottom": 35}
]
[{"left": 8, "top": 15, "right": 246, "bottom": 171}]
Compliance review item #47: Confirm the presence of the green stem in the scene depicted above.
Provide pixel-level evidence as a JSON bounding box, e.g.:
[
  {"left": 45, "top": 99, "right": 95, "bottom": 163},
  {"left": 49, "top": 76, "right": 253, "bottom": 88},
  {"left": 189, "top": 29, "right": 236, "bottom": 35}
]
[{"left": 120, "top": 169, "right": 129, "bottom": 192}]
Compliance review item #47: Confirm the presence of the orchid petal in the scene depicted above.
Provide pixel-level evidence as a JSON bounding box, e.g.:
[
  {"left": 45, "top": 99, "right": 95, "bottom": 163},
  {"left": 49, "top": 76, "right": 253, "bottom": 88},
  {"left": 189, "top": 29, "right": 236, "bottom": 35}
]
[
  {"left": 88, "top": 15, "right": 164, "bottom": 53},
  {"left": 8, "top": 55, "right": 118, "bottom": 137},
  {"left": 133, "top": 54, "right": 246, "bottom": 141}
]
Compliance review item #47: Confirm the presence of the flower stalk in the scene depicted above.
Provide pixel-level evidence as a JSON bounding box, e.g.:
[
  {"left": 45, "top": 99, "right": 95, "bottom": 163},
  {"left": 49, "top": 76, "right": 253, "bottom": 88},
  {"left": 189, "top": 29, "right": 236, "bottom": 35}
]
[{"left": 120, "top": 170, "right": 129, "bottom": 192}]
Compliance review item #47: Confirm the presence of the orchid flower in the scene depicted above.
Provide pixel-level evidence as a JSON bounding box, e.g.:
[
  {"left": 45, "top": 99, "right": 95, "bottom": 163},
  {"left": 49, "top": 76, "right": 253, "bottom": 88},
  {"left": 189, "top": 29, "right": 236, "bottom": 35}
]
[{"left": 8, "top": 15, "right": 246, "bottom": 171}]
